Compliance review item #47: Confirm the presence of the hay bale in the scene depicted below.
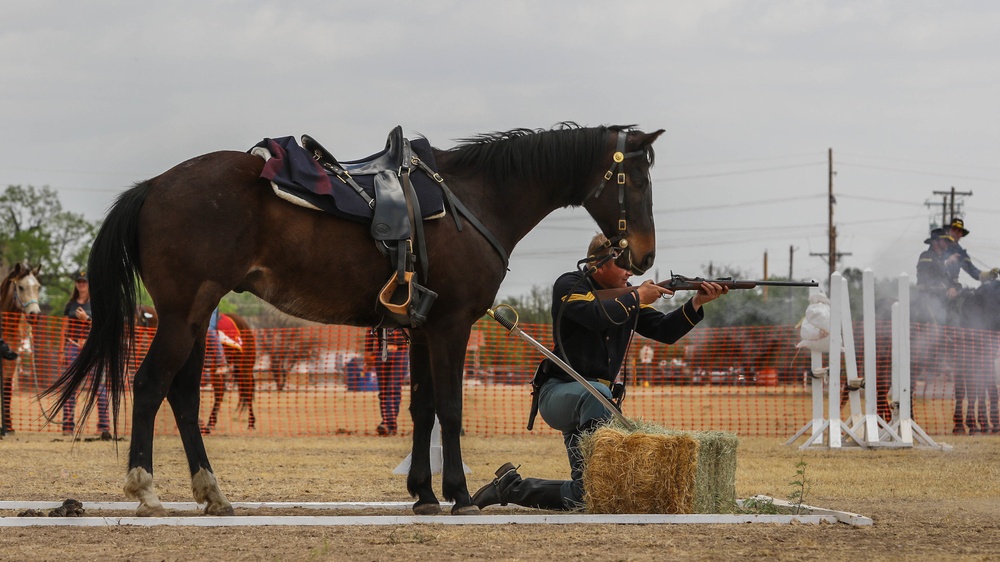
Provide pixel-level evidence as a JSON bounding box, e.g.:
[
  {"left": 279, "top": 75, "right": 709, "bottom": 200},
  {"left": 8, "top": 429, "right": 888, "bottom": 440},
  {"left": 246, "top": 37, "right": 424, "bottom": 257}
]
[
  {"left": 580, "top": 426, "right": 698, "bottom": 514},
  {"left": 579, "top": 419, "right": 739, "bottom": 514}
]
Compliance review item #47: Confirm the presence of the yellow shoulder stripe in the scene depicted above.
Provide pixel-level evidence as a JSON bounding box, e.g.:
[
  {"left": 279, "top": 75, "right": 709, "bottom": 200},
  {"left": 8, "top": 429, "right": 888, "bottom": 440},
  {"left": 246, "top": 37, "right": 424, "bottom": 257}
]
[{"left": 562, "top": 292, "right": 596, "bottom": 303}]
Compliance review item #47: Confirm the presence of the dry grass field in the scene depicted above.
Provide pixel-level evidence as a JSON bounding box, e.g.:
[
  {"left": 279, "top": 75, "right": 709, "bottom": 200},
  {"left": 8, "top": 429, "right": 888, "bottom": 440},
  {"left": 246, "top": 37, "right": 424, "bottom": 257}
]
[{"left": 0, "top": 430, "right": 998, "bottom": 561}]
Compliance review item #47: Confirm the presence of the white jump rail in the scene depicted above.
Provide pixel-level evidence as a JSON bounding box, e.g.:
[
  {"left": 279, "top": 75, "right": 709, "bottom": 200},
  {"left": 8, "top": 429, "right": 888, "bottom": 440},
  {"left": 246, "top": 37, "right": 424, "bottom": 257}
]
[{"left": 0, "top": 498, "right": 872, "bottom": 527}]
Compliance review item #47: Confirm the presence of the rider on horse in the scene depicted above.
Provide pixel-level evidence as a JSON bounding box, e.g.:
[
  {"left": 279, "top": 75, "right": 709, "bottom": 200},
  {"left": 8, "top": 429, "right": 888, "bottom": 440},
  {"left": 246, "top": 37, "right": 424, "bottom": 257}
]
[
  {"left": 916, "top": 228, "right": 962, "bottom": 324},
  {"left": 941, "top": 218, "right": 999, "bottom": 287}
]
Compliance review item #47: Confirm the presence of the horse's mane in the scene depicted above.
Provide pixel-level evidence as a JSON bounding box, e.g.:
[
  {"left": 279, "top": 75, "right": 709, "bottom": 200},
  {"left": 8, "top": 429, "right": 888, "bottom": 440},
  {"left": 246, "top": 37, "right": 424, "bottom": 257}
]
[{"left": 438, "top": 123, "right": 650, "bottom": 204}]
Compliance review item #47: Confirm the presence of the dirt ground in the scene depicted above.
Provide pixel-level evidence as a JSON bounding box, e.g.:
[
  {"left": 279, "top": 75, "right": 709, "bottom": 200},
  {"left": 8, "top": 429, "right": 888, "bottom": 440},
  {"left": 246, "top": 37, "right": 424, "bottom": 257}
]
[{"left": 0, "top": 431, "right": 998, "bottom": 561}]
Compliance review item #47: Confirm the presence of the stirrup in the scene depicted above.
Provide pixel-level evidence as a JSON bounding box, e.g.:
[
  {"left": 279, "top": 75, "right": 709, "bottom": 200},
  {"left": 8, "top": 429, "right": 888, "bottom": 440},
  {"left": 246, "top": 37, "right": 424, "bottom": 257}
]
[{"left": 378, "top": 271, "right": 414, "bottom": 315}]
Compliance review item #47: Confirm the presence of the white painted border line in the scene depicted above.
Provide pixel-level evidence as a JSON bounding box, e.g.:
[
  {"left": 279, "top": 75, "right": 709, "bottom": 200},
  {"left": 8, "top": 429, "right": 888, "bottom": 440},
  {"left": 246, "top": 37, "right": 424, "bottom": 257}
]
[
  {"left": 0, "top": 498, "right": 873, "bottom": 527},
  {"left": 0, "top": 513, "right": 857, "bottom": 527},
  {"left": 0, "top": 501, "right": 421, "bottom": 511}
]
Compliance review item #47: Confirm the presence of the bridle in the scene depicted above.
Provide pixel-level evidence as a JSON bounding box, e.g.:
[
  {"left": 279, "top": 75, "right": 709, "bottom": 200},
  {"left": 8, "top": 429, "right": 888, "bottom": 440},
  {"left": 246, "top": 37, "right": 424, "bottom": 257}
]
[
  {"left": 7, "top": 276, "right": 40, "bottom": 312},
  {"left": 586, "top": 129, "right": 648, "bottom": 271}
]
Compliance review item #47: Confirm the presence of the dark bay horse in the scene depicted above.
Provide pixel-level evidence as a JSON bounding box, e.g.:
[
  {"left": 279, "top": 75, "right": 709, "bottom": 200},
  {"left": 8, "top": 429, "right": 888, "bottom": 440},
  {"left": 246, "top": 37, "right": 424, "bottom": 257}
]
[
  {"left": 46, "top": 124, "right": 664, "bottom": 516},
  {"left": 911, "top": 281, "right": 1000, "bottom": 434},
  {"left": 204, "top": 312, "right": 256, "bottom": 432},
  {"left": 2, "top": 264, "right": 42, "bottom": 434}
]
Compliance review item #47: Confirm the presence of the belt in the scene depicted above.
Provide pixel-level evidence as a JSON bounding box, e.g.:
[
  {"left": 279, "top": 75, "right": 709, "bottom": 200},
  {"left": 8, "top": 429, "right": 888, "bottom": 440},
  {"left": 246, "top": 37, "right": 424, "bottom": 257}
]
[{"left": 591, "top": 378, "right": 612, "bottom": 388}]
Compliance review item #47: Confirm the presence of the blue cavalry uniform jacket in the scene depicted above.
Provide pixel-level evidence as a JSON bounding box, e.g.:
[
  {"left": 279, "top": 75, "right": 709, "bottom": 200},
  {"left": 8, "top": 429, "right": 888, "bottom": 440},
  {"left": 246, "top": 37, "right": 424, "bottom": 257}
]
[
  {"left": 942, "top": 242, "right": 983, "bottom": 284},
  {"left": 917, "top": 249, "right": 961, "bottom": 296},
  {"left": 539, "top": 270, "right": 703, "bottom": 385}
]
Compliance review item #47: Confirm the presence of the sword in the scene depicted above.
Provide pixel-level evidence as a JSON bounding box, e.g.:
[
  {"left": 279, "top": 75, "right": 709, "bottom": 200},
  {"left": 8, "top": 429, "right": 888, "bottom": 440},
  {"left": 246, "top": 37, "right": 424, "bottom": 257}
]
[{"left": 487, "top": 304, "right": 636, "bottom": 431}]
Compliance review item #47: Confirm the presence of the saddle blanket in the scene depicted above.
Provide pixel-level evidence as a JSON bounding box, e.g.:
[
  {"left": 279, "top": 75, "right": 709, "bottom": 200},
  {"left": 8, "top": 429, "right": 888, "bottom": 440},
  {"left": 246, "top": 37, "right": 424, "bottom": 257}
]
[{"left": 249, "top": 136, "right": 446, "bottom": 223}]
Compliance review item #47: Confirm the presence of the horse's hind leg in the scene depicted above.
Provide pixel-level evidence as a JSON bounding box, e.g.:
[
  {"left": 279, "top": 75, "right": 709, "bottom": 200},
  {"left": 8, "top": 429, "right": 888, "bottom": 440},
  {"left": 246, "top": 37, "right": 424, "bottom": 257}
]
[
  {"left": 125, "top": 320, "right": 202, "bottom": 516},
  {"left": 169, "top": 335, "right": 233, "bottom": 515}
]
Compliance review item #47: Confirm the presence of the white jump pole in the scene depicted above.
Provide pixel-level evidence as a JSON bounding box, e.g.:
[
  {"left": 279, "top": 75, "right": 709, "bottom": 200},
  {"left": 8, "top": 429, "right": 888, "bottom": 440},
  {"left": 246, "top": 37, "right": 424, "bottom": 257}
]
[
  {"left": 897, "top": 274, "right": 913, "bottom": 444},
  {"left": 839, "top": 275, "right": 864, "bottom": 429},
  {"left": 393, "top": 416, "right": 471, "bottom": 476},
  {"left": 862, "top": 269, "right": 880, "bottom": 442},
  {"left": 886, "top": 273, "right": 948, "bottom": 450},
  {"left": 784, "top": 286, "right": 828, "bottom": 447},
  {"left": 827, "top": 273, "right": 844, "bottom": 447}
]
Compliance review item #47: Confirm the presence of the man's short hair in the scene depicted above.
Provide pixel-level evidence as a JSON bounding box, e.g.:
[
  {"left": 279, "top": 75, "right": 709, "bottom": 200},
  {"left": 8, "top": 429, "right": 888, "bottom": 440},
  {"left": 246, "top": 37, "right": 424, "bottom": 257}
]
[{"left": 588, "top": 233, "right": 611, "bottom": 259}]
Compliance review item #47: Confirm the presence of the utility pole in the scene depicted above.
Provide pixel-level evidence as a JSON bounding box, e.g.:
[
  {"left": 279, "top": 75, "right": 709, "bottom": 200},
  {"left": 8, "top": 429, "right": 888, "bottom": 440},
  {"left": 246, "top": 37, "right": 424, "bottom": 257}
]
[
  {"left": 931, "top": 186, "right": 972, "bottom": 227},
  {"left": 828, "top": 148, "right": 834, "bottom": 280},
  {"left": 810, "top": 149, "right": 850, "bottom": 281},
  {"left": 789, "top": 245, "right": 795, "bottom": 280},
  {"left": 763, "top": 250, "right": 769, "bottom": 302}
]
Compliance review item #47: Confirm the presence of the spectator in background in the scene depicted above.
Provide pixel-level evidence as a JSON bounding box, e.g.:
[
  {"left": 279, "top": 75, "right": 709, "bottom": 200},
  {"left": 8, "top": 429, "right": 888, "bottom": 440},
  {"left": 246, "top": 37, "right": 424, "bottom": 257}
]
[
  {"left": 364, "top": 328, "right": 409, "bottom": 436},
  {"left": 205, "top": 307, "right": 229, "bottom": 376},
  {"left": 62, "top": 270, "right": 111, "bottom": 440}
]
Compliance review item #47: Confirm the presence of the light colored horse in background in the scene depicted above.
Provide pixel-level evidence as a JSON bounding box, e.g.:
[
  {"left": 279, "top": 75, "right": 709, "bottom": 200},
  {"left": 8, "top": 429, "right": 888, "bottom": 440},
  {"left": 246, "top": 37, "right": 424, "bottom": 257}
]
[{"left": 0, "top": 263, "right": 42, "bottom": 433}]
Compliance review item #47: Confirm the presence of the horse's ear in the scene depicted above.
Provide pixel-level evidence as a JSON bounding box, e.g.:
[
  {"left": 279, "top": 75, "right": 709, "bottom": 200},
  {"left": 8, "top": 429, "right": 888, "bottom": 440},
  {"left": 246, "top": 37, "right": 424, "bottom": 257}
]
[
  {"left": 637, "top": 129, "right": 665, "bottom": 148},
  {"left": 31, "top": 264, "right": 40, "bottom": 276},
  {"left": 12, "top": 263, "right": 24, "bottom": 275}
]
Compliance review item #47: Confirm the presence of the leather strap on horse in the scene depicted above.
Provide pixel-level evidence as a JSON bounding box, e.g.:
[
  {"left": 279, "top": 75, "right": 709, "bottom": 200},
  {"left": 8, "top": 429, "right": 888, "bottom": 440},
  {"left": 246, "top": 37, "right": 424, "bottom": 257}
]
[
  {"left": 586, "top": 130, "right": 647, "bottom": 256},
  {"left": 301, "top": 134, "right": 375, "bottom": 209},
  {"left": 411, "top": 156, "right": 510, "bottom": 270},
  {"left": 400, "top": 141, "right": 430, "bottom": 284}
]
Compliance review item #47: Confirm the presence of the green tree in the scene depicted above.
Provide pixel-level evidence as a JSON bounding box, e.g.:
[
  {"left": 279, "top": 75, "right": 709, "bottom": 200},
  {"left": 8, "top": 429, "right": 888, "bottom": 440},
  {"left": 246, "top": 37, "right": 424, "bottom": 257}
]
[
  {"left": 0, "top": 185, "right": 100, "bottom": 311},
  {"left": 495, "top": 285, "right": 552, "bottom": 325}
]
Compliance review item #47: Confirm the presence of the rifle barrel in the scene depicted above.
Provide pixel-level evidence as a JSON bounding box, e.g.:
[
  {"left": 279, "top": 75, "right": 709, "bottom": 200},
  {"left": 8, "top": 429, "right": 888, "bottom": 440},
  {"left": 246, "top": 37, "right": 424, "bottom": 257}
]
[{"left": 750, "top": 280, "right": 819, "bottom": 287}]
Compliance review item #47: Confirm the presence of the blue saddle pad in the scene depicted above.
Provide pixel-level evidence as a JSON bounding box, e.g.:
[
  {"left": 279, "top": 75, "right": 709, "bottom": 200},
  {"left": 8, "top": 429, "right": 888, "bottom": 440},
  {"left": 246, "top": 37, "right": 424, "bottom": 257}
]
[{"left": 250, "top": 136, "right": 445, "bottom": 223}]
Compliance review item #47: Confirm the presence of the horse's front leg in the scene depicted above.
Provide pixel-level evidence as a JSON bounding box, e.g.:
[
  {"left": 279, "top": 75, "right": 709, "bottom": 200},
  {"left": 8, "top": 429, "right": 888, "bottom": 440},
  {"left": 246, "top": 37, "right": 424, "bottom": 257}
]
[
  {"left": 406, "top": 340, "right": 441, "bottom": 514},
  {"left": 428, "top": 325, "right": 478, "bottom": 515}
]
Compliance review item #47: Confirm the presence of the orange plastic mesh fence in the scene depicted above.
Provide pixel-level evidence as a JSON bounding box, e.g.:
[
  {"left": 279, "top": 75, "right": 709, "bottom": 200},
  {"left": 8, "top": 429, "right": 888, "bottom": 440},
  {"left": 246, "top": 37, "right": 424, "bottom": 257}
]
[{"left": 1, "top": 312, "right": 995, "bottom": 437}]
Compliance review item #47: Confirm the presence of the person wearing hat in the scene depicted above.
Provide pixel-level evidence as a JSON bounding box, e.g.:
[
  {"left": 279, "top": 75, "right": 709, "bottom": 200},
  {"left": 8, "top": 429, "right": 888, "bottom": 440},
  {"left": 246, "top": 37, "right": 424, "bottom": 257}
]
[
  {"left": 915, "top": 228, "right": 962, "bottom": 325},
  {"left": 471, "top": 232, "right": 728, "bottom": 512},
  {"left": 61, "top": 269, "right": 111, "bottom": 440},
  {"left": 942, "top": 218, "right": 998, "bottom": 285}
]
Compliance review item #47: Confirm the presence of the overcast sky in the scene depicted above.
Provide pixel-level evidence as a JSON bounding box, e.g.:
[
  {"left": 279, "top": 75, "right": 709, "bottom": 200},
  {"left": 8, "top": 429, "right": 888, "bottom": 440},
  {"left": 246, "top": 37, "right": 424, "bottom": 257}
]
[{"left": 3, "top": 1, "right": 999, "bottom": 300}]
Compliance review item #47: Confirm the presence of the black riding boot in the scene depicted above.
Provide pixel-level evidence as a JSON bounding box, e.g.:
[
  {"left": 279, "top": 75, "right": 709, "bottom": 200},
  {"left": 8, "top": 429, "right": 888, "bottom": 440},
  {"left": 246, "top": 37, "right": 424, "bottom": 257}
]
[{"left": 472, "top": 462, "right": 569, "bottom": 511}]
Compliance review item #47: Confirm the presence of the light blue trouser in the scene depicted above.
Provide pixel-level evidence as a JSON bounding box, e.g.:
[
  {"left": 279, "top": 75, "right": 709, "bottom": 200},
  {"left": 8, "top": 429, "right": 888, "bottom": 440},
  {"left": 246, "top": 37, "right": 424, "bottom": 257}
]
[{"left": 538, "top": 378, "right": 614, "bottom": 506}]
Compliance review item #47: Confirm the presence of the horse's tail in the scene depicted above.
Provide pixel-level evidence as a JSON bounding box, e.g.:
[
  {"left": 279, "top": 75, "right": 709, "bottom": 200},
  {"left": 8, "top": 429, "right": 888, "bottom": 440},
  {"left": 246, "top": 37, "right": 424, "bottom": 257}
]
[{"left": 43, "top": 181, "right": 152, "bottom": 436}]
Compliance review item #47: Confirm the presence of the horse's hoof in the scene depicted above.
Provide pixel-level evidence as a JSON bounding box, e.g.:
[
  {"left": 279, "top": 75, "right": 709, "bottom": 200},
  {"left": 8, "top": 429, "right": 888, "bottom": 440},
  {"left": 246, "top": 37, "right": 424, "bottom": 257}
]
[
  {"left": 135, "top": 504, "right": 168, "bottom": 517},
  {"left": 204, "top": 504, "right": 235, "bottom": 516},
  {"left": 452, "top": 504, "right": 481, "bottom": 515},
  {"left": 200, "top": 426, "right": 212, "bottom": 435},
  {"left": 412, "top": 502, "right": 442, "bottom": 515}
]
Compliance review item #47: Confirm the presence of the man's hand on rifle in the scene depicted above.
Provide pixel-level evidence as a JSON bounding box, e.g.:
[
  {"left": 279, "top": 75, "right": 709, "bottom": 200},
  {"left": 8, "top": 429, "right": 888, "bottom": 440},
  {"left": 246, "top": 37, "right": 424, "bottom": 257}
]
[
  {"left": 635, "top": 280, "right": 673, "bottom": 304},
  {"left": 691, "top": 281, "right": 729, "bottom": 311}
]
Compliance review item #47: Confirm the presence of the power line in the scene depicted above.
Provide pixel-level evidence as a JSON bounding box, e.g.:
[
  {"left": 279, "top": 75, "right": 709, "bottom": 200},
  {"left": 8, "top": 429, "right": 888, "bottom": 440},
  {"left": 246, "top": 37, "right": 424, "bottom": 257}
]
[
  {"left": 664, "top": 153, "right": 822, "bottom": 168},
  {"left": 837, "top": 161, "right": 1000, "bottom": 184},
  {"left": 836, "top": 152, "right": 1000, "bottom": 172},
  {"left": 655, "top": 161, "right": 825, "bottom": 182}
]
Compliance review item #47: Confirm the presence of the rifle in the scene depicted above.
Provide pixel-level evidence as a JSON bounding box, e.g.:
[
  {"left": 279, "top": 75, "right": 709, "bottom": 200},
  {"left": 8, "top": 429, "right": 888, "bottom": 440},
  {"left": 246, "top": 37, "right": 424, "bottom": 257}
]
[
  {"left": 593, "top": 273, "right": 818, "bottom": 300},
  {"left": 665, "top": 274, "right": 819, "bottom": 291}
]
